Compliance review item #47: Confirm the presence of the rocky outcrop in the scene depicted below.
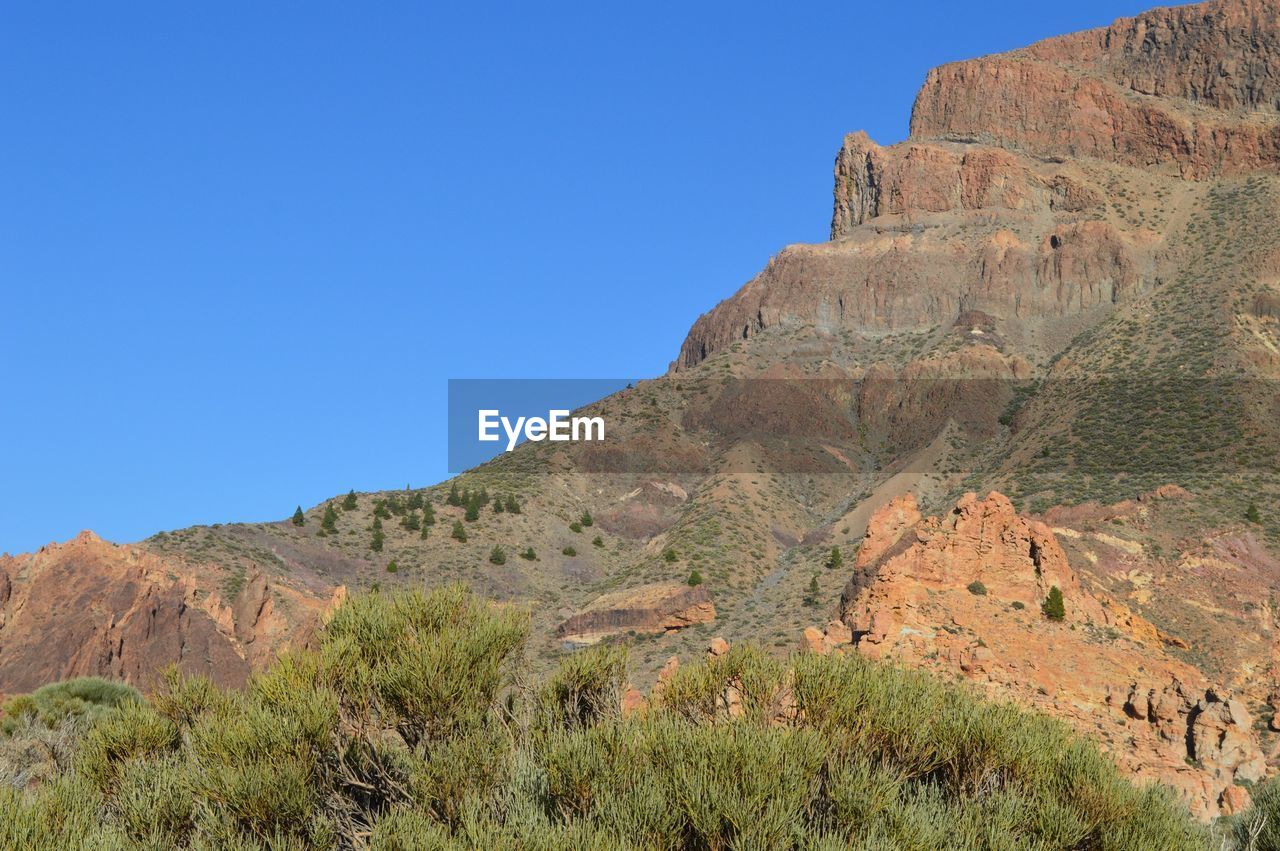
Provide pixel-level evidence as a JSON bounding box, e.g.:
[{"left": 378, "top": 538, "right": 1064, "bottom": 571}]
[
  {"left": 0, "top": 531, "right": 334, "bottom": 696},
  {"left": 556, "top": 582, "right": 715, "bottom": 643},
  {"left": 679, "top": 0, "right": 1280, "bottom": 371},
  {"left": 831, "top": 133, "right": 1100, "bottom": 238},
  {"left": 912, "top": 0, "right": 1280, "bottom": 178},
  {"left": 812, "top": 491, "right": 1263, "bottom": 818}
]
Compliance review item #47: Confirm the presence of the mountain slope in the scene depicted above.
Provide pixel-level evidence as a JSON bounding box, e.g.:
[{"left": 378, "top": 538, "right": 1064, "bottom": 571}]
[{"left": 5, "top": 0, "right": 1280, "bottom": 820}]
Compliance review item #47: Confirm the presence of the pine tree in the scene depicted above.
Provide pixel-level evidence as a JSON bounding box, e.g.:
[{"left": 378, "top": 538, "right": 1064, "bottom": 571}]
[
  {"left": 373, "top": 500, "right": 391, "bottom": 520},
  {"left": 371, "top": 528, "right": 385, "bottom": 552},
  {"left": 805, "top": 573, "right": 821, "bottom": 606},
  {"left": 1042, "top": 586, "right": 1065, "bottom": 622},
  {"left": 489, "top": 546, "right": 507, "bottom": 565},
  {"left": 321, "top": 504, "right": 338, "bottom": 533},
  {"left": 420, "top": 521, "right": 430, "bottom": 540},
  {"left": 446, "top": 483, "right": 461, "bottom": 506},
  {"left": 478, "top": 488, "right": 490, "bottom": 506},
  {"left": 291, "top": 506, "right": 305, "bottom": 527},
  {"left": 1247, "top": 502, "right": 1262, "bottom": 524},
  {"left": 592, "top": 535, "right": 604, "bottom": 548},
  {"left": 493, "top": 497, "right": 505, "bottom": 514},
  {"left": 580, "top": 510, "right": 593, "bottom": 527},
  {"left": 342, "top": 490, "right": 357, "bottom": 511},
  {"left": 451, "top": 520, "right": 467, "bottom": 542},
  {"left": 370, "top": 516, "right": 383, "bottom": 532},
  {"left": 465, "top": 497, "right": 480, "bottom": 522},
  {"left": 402, "top": 512, "right": 420, "bottom": 531},
  {"left": 687, "top": 569, "right": 703, "bottom": 587},
  {"left": 520, "top": 547, "right": 537, "bottom": 561},
  {"left": 826, "top": 546, "right": 843, "bottom": 571},
  {"left": 423, "top": 504, "right": 436, "bottom": 526},
  {"left": 407, "top": 491, "right": 424, "bottom": 511},
  {"left": 506, "top": 494, "right": 521, "bottom": 514}
]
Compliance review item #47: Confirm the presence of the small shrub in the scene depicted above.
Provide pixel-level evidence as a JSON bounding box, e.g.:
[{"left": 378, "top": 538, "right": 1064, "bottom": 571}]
[
  {"left": 520, "top": 547, "right": 537, "bottom": 561},
  {"left": 663, "top": 548, "right": 678, "bottom": 563},
  {"left": 687, "top": 569, "right": 703, "bottom": 587},
  {"left": 386, "top": 561, "right": 398, "bottom": 573},
  {"left": 1247, "top": 502, "right": 1262, "bottom": 524},
  {"left": 967, "top": 581, "right": 987, "bottom": 596},
  {"left": 1042, "top": 586, "right": 1066, "bottom": 621},
  {"left": 451, "top": 520, "right": 467, "bottom": 543},
  {"left": 489, "top": 546, "right": 506, "bottom": 566},
  {"left": 569, "top": 522, "right": 583, "bottom": 533},
  {"left": 580, "top": 510, "right": 593, "bottom": 527},
  {"left": 592, "top": 536, "right": 604, "bottom": 548},
  {"left": 826, "top": 547, "right": 843, "bottom": 571},
  {"left": 562, "top": 546, "right": 577, "bottom": 557}
]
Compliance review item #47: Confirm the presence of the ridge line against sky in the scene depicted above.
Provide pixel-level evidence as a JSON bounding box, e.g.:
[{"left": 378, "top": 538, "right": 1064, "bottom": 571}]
[{"left": 0, "top": 0, "right": 1163, "bottom": 554}]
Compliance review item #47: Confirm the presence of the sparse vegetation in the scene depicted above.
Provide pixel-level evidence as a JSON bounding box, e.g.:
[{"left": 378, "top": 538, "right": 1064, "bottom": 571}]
[
  {"left": 687, "top": 569, "right": 703, "bottom": 587},
  {"left": 967, "top": 580, "right": 988, "bottom": 596},
  {"left": 451, "top": 520, "right": 467, "bottom": 543},
  {"left": 562, "top": 546, "right": 577, "bottom": 557},
  {"left": 489, "top": 546, "right": 506, "bottom": 566}
]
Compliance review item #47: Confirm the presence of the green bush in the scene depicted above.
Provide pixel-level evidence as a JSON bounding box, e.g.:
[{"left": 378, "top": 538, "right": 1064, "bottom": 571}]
[
  {"left": 967, "top": 580, "right": 987, "bottom": 596},
  {"left": 0, "top": 586, "right": 1207, "bottom": 850},
  {"left": 291, "top": 506, "right": 305, "bottom": 527},
  {"left": 687, "top": 569, "right": 703, "bottom": 587},
  {"left": 2, "top": 678, "right": 142, "bottom": 736},
  {"left": 489, "top": 546, "right": 506, "bottom": 566},
  {"left": 562, "top": 546, "right": 577, "bottom": 557},
  {"left": 1042, "top": 586, "right": 1066, "bottom": 621},
  {"left": 451, "top": 521, "right": 467, "bottom": 543}
]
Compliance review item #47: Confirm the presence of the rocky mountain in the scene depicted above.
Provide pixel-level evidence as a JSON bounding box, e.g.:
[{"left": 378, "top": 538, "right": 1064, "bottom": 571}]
[{"left": 6, "top": 0, "right": 1280, "bottom": 821}]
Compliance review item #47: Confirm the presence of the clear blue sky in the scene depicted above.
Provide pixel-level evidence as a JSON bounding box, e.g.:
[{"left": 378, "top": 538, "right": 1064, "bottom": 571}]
[{"left": 0, "top": 1, "right": 1161, "bottom": 553}]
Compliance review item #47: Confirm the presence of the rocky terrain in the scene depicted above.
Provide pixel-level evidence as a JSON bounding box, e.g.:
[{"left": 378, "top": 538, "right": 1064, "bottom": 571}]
[{"left": 6, "top": 0, "right": 1280, "bottom": 821}]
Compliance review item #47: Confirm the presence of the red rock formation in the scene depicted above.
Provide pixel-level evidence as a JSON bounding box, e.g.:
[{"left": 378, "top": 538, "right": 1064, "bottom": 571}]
[
  {"left": 815, "top": 492, "right": 1264, "bottom": 818},
  {"left": 556, "top": 582, "right": 715, "bottom": 643},
  {"left": 0, "top": 531, "right": 334, "bottom": 697}
]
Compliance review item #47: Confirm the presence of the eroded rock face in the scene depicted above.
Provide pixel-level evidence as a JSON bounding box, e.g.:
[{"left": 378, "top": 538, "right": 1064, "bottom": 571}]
[
  {"left": 0, "top": 531, "right": 334, "bottom": 696},
  {"left": 679, "top": 0, "right": 1280, "bottom": 372},
  {"left": 816, "top": 491, "right": 1263, "bottom": 818},
  {"left": 913, "top": 0, "right": 1280, "bottom": 178},
  {"left": 556, "top": 582, "right": 715, "bottom": 643}
]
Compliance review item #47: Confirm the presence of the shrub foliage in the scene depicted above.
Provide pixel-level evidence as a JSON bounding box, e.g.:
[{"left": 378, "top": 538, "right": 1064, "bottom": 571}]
[{"left": 0, "top": 586, "right": 1211, "bottom": 849}]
